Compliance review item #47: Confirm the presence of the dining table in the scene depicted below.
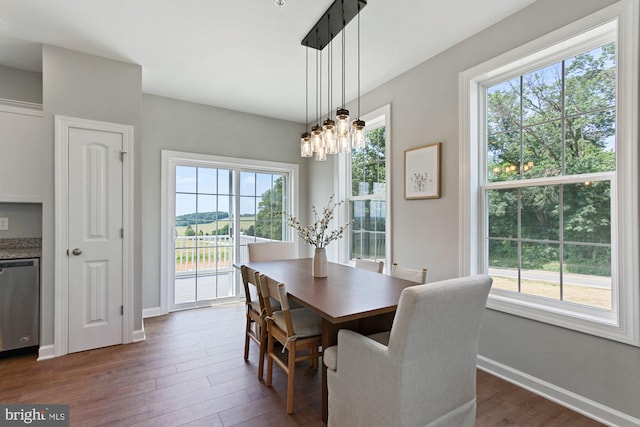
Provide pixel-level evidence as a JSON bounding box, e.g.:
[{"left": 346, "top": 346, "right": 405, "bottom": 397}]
[{"left": 244, "top": 258, "right": 416, "bottom": 423}]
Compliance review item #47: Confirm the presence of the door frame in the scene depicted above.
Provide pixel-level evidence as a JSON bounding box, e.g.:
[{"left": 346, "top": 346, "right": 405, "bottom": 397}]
[{"left": 54, "top": 115, "right": 135, "bottom": 357}]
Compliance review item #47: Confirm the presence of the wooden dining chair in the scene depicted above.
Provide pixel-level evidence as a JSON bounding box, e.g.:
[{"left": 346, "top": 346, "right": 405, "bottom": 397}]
[
  {"left": 390, "top": 262, "right": 428, "bottom": 284},
  {"left": 248, "top": 241, "right": 296, "bottom": 262},
  {"left": 240, "top": 265, "right": 271, "bottom": 380},
  {"left": 355, "top": 258, "right": 384, "bottom": 273},
  {"left": 258, "top": 273, "right": 322, "bottom": 414}
]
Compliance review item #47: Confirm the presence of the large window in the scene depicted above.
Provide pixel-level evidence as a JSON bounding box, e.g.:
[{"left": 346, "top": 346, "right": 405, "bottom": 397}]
[
  {"left": 338, "top": 105, "right": 391, "bottom": 266},
  {"left": 459, "top": 2, "right": 638, "bottom": 345}
]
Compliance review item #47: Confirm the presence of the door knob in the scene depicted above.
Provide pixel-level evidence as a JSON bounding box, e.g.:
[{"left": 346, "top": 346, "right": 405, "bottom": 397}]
[{"left": 72, "top": 248, "right": 83, "bottom": 256}]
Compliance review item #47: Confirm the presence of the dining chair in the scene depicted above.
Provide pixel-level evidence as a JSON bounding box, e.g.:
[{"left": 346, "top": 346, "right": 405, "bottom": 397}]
[
  {"left": 240, "top": 265, "right": 271, "bottom": 380},
  {"left": 354, "top": 258, "right": 384, "bottom": 273},
  {"left": 390, "top": 262, "right": 428, "bottom": 284},
  {"left": 258, "top": 273, "right": 323, "bottom": 414},
  {"left": 323, "top": 275, "right": 493, "bottom": 427},
  {"left": 248, "top": 241, "right": 296, "bottom": 262}
]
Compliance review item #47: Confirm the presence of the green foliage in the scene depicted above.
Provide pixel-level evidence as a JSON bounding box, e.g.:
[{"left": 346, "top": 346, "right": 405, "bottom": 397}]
[
  {"left": 252, "top": 176, "right": 286, "bottom": 240},
  {"left": 351, "top": 127, "right": 385, "bottom": 196},
  {"left": 184, "top": 224, "right": 196, "bottom": 236},
  {"left": 175, "top": 211, "right": 229, "bottom": 226},
  {"left": 486, "top": 43, "right": 615, "bottom": 275}
]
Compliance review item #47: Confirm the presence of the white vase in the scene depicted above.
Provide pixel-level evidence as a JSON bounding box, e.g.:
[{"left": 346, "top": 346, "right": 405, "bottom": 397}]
[{"left": 312, "top": 247, "right": 328, "bottom": 278}]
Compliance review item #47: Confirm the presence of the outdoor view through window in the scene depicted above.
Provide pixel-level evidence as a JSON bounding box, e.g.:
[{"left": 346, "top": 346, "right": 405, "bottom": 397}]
[
  {"left": 174, "top": 166, "right": 288, "bottom": 305},
  {"left": 350, "top": 124, "right": 386, "bottom": 261},
  {"left": 484, "top": 42, "right": 615, "bottom": 310}
]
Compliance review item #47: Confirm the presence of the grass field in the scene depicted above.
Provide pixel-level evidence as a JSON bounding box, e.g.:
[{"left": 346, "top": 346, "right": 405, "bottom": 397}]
[{"left": 175, "top": 217, "right": 255, "bottom": 236}]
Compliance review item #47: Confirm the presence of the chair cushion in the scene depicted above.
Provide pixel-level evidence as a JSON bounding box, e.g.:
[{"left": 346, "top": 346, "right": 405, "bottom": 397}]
[
  {"left": 324, "top": 345, "right": 337, "bottom": 371},
  {"left": 271, "top": 308, "right": 321, "bottom": 338}
]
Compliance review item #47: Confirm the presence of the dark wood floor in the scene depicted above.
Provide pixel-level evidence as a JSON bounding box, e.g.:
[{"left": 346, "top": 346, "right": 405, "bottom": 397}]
[{"left": 0, "top": 303, "right": 602, "bottom": 426}]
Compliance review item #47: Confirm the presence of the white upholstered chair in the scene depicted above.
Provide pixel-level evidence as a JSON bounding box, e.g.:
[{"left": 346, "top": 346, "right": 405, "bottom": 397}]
[
  {"left": 390, "top": 262, "right": 428, "bottom": 284},
  {"left": 354, "top": 258, "right": 384, "bottom": 273},
  {"left": 247, "top": 241, "right": 296, "bottom": 262},
  {"left": 259, "top": 274, "right": 322, "bottom": 414},
  {"left": 323, "top": 275, "right": 493, "bottom": 427}
]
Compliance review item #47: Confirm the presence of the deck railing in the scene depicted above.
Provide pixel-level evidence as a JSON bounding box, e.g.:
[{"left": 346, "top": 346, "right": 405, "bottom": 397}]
[{"left": 175, "top": 235, "right": 273, "bottom": 276}]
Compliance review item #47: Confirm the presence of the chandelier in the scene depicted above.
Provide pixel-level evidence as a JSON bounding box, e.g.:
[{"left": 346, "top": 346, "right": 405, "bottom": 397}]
[{"left": 300, "top": 0, "right": 367, "bottom": 160}]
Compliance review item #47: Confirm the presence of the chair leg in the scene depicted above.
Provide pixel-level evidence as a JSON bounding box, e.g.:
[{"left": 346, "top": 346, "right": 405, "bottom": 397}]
[
  {"left": 257, "top": 319, "right": 266, "bottom": 381},
  {"left": 266, "top": 328, "right": 274, "bottom": 387},
  {"left": 243, "top": 316, "right": 251, "bottom": 361},
  {"left": 286, "top": 341, "right": 296, "bottom": 414}
]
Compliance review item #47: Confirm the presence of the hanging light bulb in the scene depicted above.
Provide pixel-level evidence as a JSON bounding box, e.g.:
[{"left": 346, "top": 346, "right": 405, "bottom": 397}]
[
  {"left": 336, "top": 108, "right": 350, "bottom": 138},
  {"left": 311, "top": 125, "right": 323, "bottom": 152},
  {"left": 315, "top": 143, "right": 327, "bottom": 161},
  {"left": 300, "top": 132, "right": 312, "bottom": 157},
  {"left": 352, "top": 119, "right": 366, "bottom": 149},
  {"left": 338, "top": 133, "right": 351, "bottom": 153},
  {"left": 323, "top": 119, "right": 337, "bottom": 154}
]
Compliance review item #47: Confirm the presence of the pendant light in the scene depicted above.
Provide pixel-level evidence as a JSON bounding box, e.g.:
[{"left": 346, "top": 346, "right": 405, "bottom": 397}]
[
  {"left": 336, "top": 4, "right": 351, "bottom": 154},
  {"left": 351, "top": 3, "right": 366, "bottom": 150},
  {"left": 299, "top": 0, "right": 367, "bottom": 160},
  {"left": 300, "top": 47, "right": 312, "bottom": 157}
]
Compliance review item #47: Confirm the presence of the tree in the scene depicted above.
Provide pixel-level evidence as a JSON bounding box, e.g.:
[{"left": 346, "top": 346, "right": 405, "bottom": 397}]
[
  {"left": 252, "top": 176, "right": 286, "bottom": 240},
  {"left": 184, "top": 225, "right": 196, "bottom": 236},
  {"left": 486, "top": 43, "right": 615, "bottom": 274}
]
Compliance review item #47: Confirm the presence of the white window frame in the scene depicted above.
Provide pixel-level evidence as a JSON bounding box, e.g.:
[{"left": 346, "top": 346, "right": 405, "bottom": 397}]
[
  {"left": 459, "top": 0, "right": 639, "bottom": 345},
  {"left": 160, "top": 150, "right": 299, "bottom": 314},
  {"left": 336, "top": 104, "right": 392, "bottom": 268}
]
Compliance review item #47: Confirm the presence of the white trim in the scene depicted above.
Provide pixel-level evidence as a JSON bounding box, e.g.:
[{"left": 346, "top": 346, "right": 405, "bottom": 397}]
[
  {"left": 36, "top": 345, "right": 55, "bottom": 361},
  {"left": 143, "top": 306, "right": 164, "bottom": 318},
  {"left": 459, "top": 0, "right": 639, "bottom": 345},
  {"left": 160, "top": 150, "right": 299, "bottom": 314},
  {"left": 0, "top": 98, "right": 43, "bottom": 117},
  {"left": 0, "top": 195, "right": 43, "bottom": 203},
  {"left": 132, "top": 328, "right": 146, "bottom": 343},
  {"left": 477, "top": 355, "right": 640, "bottom": 427},
  {"left": 54, "top": 115, "right": 135, "bottom": 357}
]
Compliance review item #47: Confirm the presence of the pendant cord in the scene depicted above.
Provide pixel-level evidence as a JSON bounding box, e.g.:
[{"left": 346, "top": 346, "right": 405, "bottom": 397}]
[
  {"left": 342, "top": 4, "right": 346, "bottom": 110},
  {"left": 305, "top": 47, "right": 309, "bottom": 131},
  {"left": 357, "top": 5, "right": 361, "bottom": 119}
]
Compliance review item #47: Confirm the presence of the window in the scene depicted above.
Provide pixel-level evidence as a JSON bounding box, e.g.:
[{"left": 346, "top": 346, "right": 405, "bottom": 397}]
[
  {"left": 338, "top": 105, "right": 391, "bottom": 266},
  {"left": 162, "top": 151, "right": 298, "bottom": 312},
  {"left": 459, "top": 1, "right": 638, "bottom": 345}
]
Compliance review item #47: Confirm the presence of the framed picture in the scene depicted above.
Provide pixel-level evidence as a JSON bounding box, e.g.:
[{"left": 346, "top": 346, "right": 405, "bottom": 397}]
[{"left": 404, "top": 142, "right": 441, "bottom": 199}]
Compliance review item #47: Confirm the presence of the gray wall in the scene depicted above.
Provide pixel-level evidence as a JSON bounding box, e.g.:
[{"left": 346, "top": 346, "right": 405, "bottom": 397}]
[
  {"left": 141, "top": 94, "right": 307, "bottom": 309},
  {"left": 0, "top": 203, "right": 42, "bottom": 238},
  {"left": 308, "top": 0, "right": 640, "bottom": 419},
  {"left": 0, "top": 65, "right": 42, "bottom": 104},
  {"left": 0, "top": 45, "right": 143, "bottom": 346}
]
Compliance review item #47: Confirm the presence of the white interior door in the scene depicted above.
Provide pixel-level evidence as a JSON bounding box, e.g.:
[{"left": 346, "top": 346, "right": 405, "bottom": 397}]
[{"left": 67, "top": 127, "right": 123, "bottom": 353}]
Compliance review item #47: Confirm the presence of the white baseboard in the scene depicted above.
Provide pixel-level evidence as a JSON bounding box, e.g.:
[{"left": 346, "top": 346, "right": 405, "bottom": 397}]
[
  {"left": 37, "top": 345, "right": 55, "bottom": 361},
  {"left": 143, "top": 306, "right": 165, "bottom": 318},
  {"left": 132, "top": 328, "right": 146, "bottom": 343},
  {"left": 477, "top": 355, "right": 640, "bottom": 427}
]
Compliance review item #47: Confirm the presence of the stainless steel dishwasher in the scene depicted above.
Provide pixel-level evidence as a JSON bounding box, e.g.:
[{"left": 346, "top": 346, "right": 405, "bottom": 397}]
[{"left": 0, "top": 258, "right": 40, "bottom": 355}]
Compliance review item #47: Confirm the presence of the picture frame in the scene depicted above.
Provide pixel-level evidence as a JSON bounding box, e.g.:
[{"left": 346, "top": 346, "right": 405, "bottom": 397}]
[{"left": 404, "top": 142, "right": 441, "bottom": 199}]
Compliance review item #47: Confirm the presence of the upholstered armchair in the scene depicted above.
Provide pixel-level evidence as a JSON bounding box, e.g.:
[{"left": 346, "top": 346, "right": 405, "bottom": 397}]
[{"left": 323, "top": 275, "right": 492, "bottom": 427}]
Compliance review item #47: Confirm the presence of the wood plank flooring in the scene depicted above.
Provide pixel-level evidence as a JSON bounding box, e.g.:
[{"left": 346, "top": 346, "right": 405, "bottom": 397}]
[{"left": 0, "top": 303, "right": 603, "bottom": 426}]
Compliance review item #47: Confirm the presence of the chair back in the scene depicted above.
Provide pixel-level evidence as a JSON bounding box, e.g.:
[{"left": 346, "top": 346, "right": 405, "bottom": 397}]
[
  {"left": 248, "top": 241, "right": 296, "bottom": 262},
  {"left": 354, "top": 258, "right": 384, "bottom": 273},
  {"left": 390, "top": 262, "right": 428, "bottom": 284},
  {"left": 386, "top": 275, "right": 492, "bottom": 425},
  {"left": 258, "top": 274, "right": 295, "bottom": 336},
  {"left": 240, "top": 265, "right": 261, "bottom": 306}
]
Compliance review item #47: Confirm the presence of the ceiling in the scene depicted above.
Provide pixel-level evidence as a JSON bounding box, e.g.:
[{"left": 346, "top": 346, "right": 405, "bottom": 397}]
[{"left": 0, "top": 0, "right": 538, "bottom": 123}]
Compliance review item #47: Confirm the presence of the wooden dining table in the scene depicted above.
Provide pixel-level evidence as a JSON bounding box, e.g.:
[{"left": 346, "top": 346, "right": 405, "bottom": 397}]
[{"left": 245, "top": 258, "right": 416, "bottom": 423}]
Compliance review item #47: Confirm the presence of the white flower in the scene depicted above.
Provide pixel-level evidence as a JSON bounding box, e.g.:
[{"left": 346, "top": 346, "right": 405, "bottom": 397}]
[{"left": 286, "top": 194, "right": 352, "bottom": 248}]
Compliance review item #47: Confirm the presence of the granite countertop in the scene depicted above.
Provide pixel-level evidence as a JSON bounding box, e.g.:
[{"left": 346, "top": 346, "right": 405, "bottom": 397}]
[{"left": 0, "top": 238, "right": 42, "bottom": 260}]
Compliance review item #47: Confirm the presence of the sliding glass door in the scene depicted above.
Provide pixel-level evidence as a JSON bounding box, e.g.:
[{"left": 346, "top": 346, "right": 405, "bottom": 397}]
[{"left": 166, "top": 153, "right": 296, "bottom": 311}]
